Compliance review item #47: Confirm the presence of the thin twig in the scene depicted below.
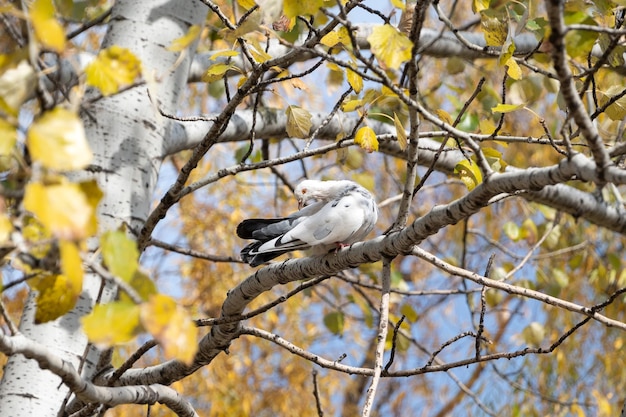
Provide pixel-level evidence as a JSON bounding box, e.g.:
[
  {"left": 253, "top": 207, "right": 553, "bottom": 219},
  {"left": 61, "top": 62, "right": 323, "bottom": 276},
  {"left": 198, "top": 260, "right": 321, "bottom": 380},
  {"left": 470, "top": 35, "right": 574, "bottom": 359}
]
[
  {"left": 311, "top": 370, "right": 324, "bottom": 417},
  {"left": 361, "top": 258, "right": 392, "bottom": 417},
  {"left": 383, "top": 315, "right": 405, "bottom": 373}
]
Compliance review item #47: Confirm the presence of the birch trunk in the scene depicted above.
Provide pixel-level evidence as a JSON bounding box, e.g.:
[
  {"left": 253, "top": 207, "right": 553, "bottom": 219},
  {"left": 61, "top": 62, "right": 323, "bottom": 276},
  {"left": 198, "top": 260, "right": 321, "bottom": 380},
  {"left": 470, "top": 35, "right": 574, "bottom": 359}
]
[{"left": 0, "top": 1, "right": 205, "bottom": 415}]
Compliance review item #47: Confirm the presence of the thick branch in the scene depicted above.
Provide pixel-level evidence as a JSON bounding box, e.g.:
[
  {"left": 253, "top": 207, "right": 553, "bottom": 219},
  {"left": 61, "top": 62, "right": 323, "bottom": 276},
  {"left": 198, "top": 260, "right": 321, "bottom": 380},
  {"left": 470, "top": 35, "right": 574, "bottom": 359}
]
[
  {"left": 113, "top": 153, "right": 626, "bottom": 387},
  {"left": 0, "top": 333, "right": 198, "bottom": 417},
  {"left": 546, "top": 0, "right": 613, "bottom": 175}
]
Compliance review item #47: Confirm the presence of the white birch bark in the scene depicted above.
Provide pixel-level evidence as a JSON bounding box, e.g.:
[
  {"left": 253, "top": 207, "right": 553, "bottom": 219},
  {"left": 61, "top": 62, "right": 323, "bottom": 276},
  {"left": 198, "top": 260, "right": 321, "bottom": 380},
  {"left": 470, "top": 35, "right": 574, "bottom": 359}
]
[{"left": 0, "top": 1, "right": 205, "bottom": 416}]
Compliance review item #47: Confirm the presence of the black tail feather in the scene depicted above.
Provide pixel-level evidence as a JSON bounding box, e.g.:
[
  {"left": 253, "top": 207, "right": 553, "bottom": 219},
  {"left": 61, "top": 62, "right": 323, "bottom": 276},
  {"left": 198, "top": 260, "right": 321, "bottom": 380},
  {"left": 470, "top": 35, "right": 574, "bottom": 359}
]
[
  {"left": 236, "top": 218, "right": 285, "bottom": 239},
  {"left": 240, "top": 241, "right": 290, "bottom": 267}
]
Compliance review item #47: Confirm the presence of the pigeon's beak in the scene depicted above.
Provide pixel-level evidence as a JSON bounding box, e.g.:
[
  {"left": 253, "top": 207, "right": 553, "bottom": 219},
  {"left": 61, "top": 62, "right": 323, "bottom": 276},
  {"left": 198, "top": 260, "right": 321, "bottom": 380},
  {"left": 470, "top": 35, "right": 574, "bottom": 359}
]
[{"left": 298, "top": 199, "right": 304, "bottom": 210}]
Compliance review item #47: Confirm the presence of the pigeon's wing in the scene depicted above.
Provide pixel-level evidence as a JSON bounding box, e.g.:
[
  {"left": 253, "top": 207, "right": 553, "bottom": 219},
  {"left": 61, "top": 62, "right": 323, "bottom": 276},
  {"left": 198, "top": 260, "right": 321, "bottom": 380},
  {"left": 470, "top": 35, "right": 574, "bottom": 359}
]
[
  {"left": 287, "top": 190, "right": 373, "bottom": 246},
  {"left": 254, "top": 189, "right": 375, "bottom": 254},
  {"left": 236, "top": 201, "right": 326, "bottom": 240},
  {"left": 238, "top": 181, "right": 378, "bottom": 267}
]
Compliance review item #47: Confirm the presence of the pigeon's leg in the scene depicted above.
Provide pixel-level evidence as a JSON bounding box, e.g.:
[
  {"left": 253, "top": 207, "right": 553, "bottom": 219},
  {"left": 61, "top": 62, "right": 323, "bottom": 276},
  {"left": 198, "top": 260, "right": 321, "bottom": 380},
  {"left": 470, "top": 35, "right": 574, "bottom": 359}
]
[{"left": 333, "top": 242, "right": 349, "bottom": 253}]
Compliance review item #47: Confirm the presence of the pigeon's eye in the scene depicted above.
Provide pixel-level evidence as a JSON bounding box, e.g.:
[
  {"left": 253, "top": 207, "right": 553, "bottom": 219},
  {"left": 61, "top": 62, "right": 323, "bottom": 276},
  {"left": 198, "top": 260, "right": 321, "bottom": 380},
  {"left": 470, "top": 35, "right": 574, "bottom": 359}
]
[{"left": 301, "top": 188, "right": 307, "bottom": 194}]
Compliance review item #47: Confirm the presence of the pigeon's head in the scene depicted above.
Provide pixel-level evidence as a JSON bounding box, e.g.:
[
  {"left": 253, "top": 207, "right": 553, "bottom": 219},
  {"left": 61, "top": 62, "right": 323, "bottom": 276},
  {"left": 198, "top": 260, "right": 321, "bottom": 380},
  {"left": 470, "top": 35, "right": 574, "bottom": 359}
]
[{"left": 294, "top": 180, "right": 354, "bottom": 209}]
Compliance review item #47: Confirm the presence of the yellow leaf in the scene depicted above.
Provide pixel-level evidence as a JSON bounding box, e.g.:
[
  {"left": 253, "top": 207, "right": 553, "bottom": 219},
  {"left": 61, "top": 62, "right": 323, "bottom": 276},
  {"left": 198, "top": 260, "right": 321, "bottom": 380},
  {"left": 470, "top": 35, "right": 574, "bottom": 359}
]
[
  {"left": 505, "top": 57, "right": 522, "bottom": 80},
  {"left": 167, "top": 25, "right": 201, "bottom": 52},
  {"left": 320, "top": 27, "right": 351, "bottom": 48},
  {"left": 355, "top": 126, "right": 379, "bottom": 153},
  {"left": 0, "top": 118, "right": 16, "bottom": 171},
  {"left": 248, "top": 39, "right": 273, "bottom": 63},
  {"left": 521, "top": 321, "right": 545, "bottom": 346},
  {"left": 283, "top": 0, "right": 324, "bottom": 18},
  {"left": 59, "top": 240, "right": 83, "bottom": 287},
  {"left": 391, "top": 0, "right": 405, "bottom": 10},
  {"left": 381, "top": 85, "right": 398, "bottom": 96},
  {"left": 35, "top": 244, "right": 81, "bottom": 304},
  {"left": 119, "top": 270, "right": 157, "bottom": 303},
  {"left": 599, "top": 85, "right": 626, "bottom": 121},
  {"left": 221, "top": 8, "right": 262, "bottom": 43},
  {"left": 483, "top": 147, "right": 507, "bottom": 172},
  {"left": 101, "top": 230, "right": 139, "bottom": 283},
  {"left": 30, "top": 0, "right": 66, "bottom": 52},
  {"left": 85, "top": 46, "right": 142, "bottom": 96},
  {"left": 27, "top": 107, "right": 92, "bottom": 171},
  {"left": 491, "top": 103, "right": 523, "bottom": 113},
  {"left": 341, "top": 98, "right": 363, "bottom": 112},
  {"left": 0, "top": 119, "right": 16, "bottom": 156},
  {"left": 237, "top": 0, "right": 257, "bottom": 9},
  {"left": 479, "top": 118, "right": 496, "bottom": 134},
  {"left": 21, "top": 216, "right": 52, "bottom": 262},
  {"left": 24, "top": 181, "right": 95, "bottom": 240},
  {"left": 472, "top": 0, "right": 490, "bottom": 13},
  {"left": 202, "top": 63, "right": 234, "bottom": 83},
  {"left": 435, "top": 108, "right": 454, "bottom": 125},
  {"left": 290, "top": 77, "right": 309, "bottom": 91},
  {"left": 347, "top": 67, "right": 363, "bottom": 93},
  {"left": 285, "top": 105, "right": 313, "bottom": 138},
  {"left": 454, "top": 159, "right": 483, "bottom": 190},
  {"left": 0, "top": 213, "right": 12, "bottom": 243},
  {"left": 320, "top": 31, "right": 341, "bottom": 47},
  {"left": 326, "top": 62, "right": 341, "bottom": 72},
  {"left": 394, "top": 113, "right": 407, "bottom": 150},
  {"left": 32, "top": 273, "right": 81, "bottom": 323},
  {"left": 210, "top": 50, "right": 240, "bottom": 61},
  {"left": 367, "top": 24, "right": 413, "bottom": 70},
  {"left": 0, "top": 59, "right": 37, "bottom": 115},
  {"left": 141, "top": 295, "right": 199, "bottom": 364},
  {"left": 481, "top": 14, "right": 508, "bottom": 46},
  {"left": 82, "top": 301, "right": 142, "bottom": 347}
]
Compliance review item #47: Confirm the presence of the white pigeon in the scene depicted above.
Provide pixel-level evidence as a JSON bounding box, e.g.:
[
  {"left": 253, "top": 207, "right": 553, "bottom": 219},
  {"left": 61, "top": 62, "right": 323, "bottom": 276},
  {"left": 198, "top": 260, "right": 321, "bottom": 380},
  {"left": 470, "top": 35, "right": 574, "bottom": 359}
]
[{"left": 237, "top": 180, "right": 378, "bottom": 266}]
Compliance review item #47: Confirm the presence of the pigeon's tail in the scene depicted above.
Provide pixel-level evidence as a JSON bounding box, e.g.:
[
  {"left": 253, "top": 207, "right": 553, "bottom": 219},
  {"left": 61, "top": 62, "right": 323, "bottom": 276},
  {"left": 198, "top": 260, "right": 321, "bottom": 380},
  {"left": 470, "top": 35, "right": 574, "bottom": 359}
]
[
  {"left": 236, "top": 218, "right": 286, "bottom": 239},
  {"left": 240, "top": 241, "right": 289, "bottom": 267}
]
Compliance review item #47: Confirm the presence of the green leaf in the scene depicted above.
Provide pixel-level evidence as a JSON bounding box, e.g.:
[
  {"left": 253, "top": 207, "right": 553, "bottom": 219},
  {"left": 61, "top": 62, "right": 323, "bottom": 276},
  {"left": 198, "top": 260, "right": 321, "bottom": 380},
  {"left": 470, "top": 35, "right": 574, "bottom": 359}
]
[
  {"left": 101, "top": 230, "right": 139, "bottom": 283},
  {"left": 323, "top": 311, "right": 345, "bottom": 335}
]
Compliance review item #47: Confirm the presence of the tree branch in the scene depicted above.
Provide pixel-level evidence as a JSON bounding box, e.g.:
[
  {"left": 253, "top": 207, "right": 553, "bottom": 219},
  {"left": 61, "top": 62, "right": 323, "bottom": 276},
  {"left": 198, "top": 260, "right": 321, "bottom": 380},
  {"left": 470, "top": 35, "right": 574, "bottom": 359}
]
[{"left": 0, "top": 333, "right": 198, "bottom": 417}]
